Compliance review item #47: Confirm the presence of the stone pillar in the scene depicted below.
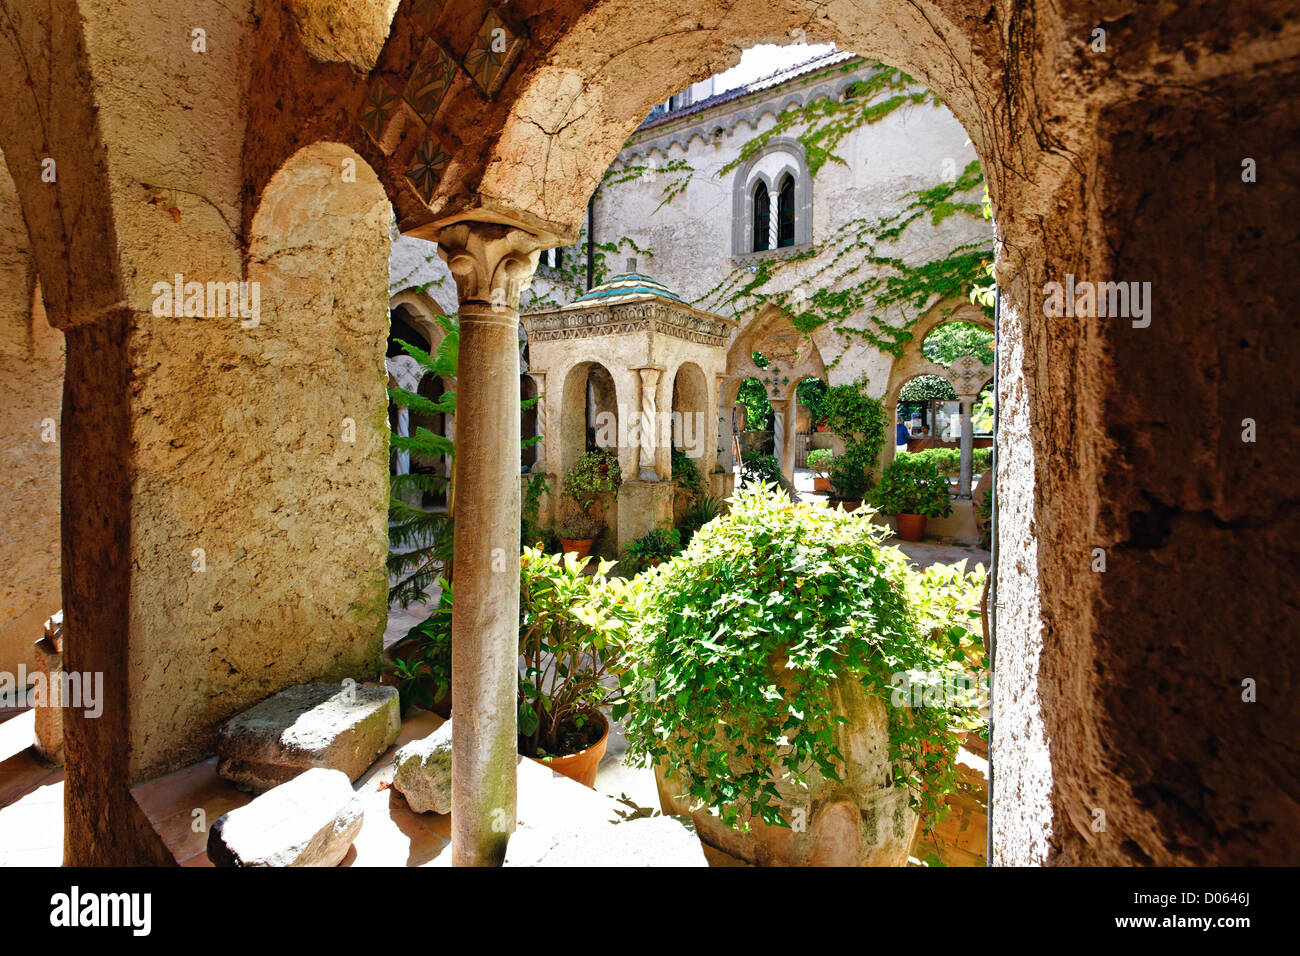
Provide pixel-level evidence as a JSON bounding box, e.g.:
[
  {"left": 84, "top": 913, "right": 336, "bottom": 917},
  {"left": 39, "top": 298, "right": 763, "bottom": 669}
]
[
  {"left": 635, "top": 366, "right": 662, "bottom": 481},
  {"left": 958, "top": 398, "right": 974, "bottom": 497},
  {"left": 437, "top": 223, "right": 540, "bottom": 867},
  {"left": 528, "top": 371, "right": 546, "bottom": 473},
  {"left": 772, "top": 397, "right": 792, "bottom": 487}
]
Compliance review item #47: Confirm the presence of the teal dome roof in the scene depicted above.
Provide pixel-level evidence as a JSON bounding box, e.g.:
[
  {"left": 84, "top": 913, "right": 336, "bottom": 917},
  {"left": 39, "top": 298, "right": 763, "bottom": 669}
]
[{"left": 571, "top": 273, "right": 684, "bottom": 305}]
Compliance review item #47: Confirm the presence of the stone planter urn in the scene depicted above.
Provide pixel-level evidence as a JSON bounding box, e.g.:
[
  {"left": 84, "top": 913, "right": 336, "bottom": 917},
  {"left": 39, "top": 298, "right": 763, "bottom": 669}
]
[{"left": 652, "top": 673, "right": 918, "bottom": 866}]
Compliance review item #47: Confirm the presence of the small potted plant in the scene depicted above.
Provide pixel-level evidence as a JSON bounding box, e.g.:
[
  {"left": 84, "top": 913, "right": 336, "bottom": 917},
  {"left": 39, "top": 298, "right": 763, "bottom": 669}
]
[
  {"left": 807, "top": 448, "right": 834, "bottom": 493},
  {"left": 555, "top": 507, "right": 603, "bottom": 559},
  {"left": 870, "top": 454, "right": 952, "bottom": 541},
  {"left": 623, "top": 526, "right": 681, "bottom": 572},
  {"left": 519, "top": 547, "right": 633, "bottom": 786}
]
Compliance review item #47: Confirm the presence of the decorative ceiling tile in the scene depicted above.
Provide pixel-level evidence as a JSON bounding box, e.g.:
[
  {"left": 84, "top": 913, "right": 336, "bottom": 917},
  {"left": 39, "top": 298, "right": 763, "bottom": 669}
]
[
  {"left": 357, "top": 80, "right": 402, "bottom": 146},
  {"left": 463, "top": 9, "right": 524, "bottom": 98},
  {"left": 406, "top": 135, "right": 451, "bottom": 204},
  {"left": 403, "top": 40, "right": 458, "bottom": 124},
  {"left": 409, "top": 0, "right": 444, "bottom": 33}
]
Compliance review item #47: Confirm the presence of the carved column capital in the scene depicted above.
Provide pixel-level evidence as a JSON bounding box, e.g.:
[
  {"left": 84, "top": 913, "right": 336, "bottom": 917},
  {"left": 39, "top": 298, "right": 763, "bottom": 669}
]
[{"left": 436, "top": 222, "right": 542, "bottom": 312}]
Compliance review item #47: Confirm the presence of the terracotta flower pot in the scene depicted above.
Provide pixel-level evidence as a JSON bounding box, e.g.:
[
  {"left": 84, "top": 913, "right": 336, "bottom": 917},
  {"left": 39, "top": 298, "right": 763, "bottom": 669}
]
[
  {"left": 559, "top": 537, "right": 595, "bottom": 559},
  {"left": 528, "top": 710, "right": 609, "bottom": 788},
  {"left": 813, "top": 476, "right": 831, "bottom": 492},
  {"left": 830, "top": 498, "right": 861, "bottom": 512},
  {"left": 896, "top": 513, "right": 927, "bottom": 541}
]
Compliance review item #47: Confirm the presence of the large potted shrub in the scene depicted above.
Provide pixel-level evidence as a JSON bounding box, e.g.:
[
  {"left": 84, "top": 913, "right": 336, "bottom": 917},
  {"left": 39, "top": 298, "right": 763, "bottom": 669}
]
[
  {"left": 806, "top": 448, "right": 834, "bottom": 493},
  {"left": 618, "top": 485, "right": 982, "bottom": 866},
  {"left": 871, "top": 454, "right": 953, "bottom": 541},
  {"left": 828, "top": 454, "right": 868, "bottom": 510},
  {"left": 519, "top": 547, "right": 632, "bottom": 786},
  {"left": 391, "top": 549, "right": 632, "bottom": 788}
]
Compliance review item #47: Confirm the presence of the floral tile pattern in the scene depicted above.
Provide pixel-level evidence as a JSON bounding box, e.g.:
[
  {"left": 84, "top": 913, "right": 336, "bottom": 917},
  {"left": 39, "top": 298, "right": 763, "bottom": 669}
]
[
  {"left": 463, "top": 9, "right": 524, "bottom": 97},
  {"left": 357, "top": 80, "right": 403, "bottom": 145},
  {"left": 406, "top": 135, "right": 451, "bottom": 204},
  {"left": 403, "top": 40, "right": 458, "bottom": 124}
]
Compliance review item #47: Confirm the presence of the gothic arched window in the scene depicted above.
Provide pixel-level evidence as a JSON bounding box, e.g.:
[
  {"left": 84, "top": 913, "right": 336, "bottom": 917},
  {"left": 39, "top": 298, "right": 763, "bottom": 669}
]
[
  {"left": 752, "top": 182, "right": 770, "bottom": 252},
  {"left": 777, "top": 174, "right": 796, "bottom": 248}
]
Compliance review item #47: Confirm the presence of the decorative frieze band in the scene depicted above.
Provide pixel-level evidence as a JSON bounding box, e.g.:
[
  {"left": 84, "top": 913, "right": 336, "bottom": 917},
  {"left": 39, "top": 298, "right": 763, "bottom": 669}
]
[{"left": 523, "top": 302, "right": 732, "bottom": 347}]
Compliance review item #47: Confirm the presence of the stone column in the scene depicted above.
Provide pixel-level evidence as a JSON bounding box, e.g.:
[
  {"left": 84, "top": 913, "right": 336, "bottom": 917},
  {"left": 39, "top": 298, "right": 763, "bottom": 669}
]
[
  {"left": 635, "top": 366, "right": 662, "bottom": 481},
  {"left": 771, "top": 397, "right": 792, "bottom": 487},
  {"left": 528, "top": 371, "right": 546, "bottom": 473},
  {"left": 437, "top": 223, "right": 540, "bottom": 867},
  {"left": 958, "top": 398, "right": 974, "bottom": 497}
]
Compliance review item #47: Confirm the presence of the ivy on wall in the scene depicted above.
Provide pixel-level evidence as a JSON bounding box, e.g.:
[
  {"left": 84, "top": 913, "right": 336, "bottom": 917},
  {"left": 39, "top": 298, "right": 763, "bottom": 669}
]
[{"left": 513, "top": 57, "right": 994, "bottom": 366}]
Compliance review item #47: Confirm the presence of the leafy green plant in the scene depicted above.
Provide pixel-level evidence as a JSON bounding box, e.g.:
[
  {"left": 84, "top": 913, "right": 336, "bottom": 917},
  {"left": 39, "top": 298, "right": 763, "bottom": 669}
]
[
  {"left": 518, "top": 547, "right": 634, "bottom": 758},
  {"left": 521, "top": 471, "right": 550, "bottom": 549},
  {"left": 736, "top": 377, "right": 773, "bottom": 431},
  {"left": 386, "top": 317, "right": 540, "bottom": 608},
  {"left": 623, "top": 527, "right": 682, "bottom": 571},
  {"left": 671, "top": 448, "right": 705, "bottom": 503},
  {"left": 555, "top": 511, "right": 602, "bottom": 541},
  {"left": 806, "top": 448, "right": 835, "bottom": 477},
  {"left": 679, "top": 493, "right": 724, "bottom": 546},
  {"left": 384, "top": 580, "right": 453, "bottom": 714},
  {"left": 871, "top": 454, "right": 953, "bottom": 518},
  {"left": 829, "top": 455, "right": 869, "bottom": 499},
  {"left": 618, "top": 485, "right": 981, "bottom": 829},
  {"left": 822, "top": 384, "right": 886, "bottom": 498},
  {"left": 740, "top": 453, "right": 782, "bottom": 487},
  {"left": 976, "top": 487, "right": 993, "bottom": 550},
  {"left": 563, "top": 449, "right": 622, "bottom": 511}
]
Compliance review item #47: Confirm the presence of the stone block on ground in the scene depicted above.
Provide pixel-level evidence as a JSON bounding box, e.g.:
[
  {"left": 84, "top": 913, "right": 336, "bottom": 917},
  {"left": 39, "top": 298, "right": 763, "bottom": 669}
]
[
  {"left": 504, "top": 814, "right": 709, "bottom": 867},
  {"left": 207, "top": 767, "right": 363, "bottom": 867},
  {"left": 391, "top": 718, "right": 452, "bottom": 814},
  {"left": 217, "top": 682, "right": 400, "bottom": 793}
]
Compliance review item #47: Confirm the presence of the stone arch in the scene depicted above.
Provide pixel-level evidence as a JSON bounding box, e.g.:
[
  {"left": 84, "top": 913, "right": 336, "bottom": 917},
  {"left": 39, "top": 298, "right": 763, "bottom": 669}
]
[
  {"left": 670, "top": 360, "right": 711, "bottom": 471},
  {"left": 0, "top": 148, "right": 63, "bottom": 678},
  {"left": 882, "top": 300, "right": 994, "bottom": 469},
  {"left": 558, "top": 359, "right": 622, "bottom": 487}
]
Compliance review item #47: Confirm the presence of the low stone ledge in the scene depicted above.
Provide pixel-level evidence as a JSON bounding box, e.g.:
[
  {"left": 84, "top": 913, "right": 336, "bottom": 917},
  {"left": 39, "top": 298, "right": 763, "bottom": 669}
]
[
  {"left": 217, "top": 682, "right": 400, "bottom": 793},
  {"left": 207, "top": 767, "right": 363, "bottom": 867},
  {"left": 391, "top": 719, "right": 452, "bottom": 814}
]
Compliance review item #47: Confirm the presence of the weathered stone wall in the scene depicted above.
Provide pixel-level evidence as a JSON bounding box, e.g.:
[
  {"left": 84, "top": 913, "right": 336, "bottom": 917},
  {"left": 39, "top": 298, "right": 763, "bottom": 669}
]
[{"left": 0, "top": 155, "right": 63, "bottom": 677}]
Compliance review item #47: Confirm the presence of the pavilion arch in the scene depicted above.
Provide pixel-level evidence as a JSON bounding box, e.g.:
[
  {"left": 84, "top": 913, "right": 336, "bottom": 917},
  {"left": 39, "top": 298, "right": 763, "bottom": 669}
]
[
  {"left": 557, "top": 359, "right": 626, "bottom": 488},
  {"left": 670, "top": 360, "right": 712, "bottom": 471},
  {"left": 0, "top": 149, "right": 63, "bottom": 680}
]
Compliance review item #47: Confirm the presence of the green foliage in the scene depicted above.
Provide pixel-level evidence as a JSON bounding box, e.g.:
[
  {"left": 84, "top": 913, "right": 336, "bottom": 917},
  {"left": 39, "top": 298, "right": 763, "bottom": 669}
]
[
  {"left": 923, "top": 321, "right": 993, "bottom": 366},
  {"left": 388, "top": 321, "right": 459, "bottom": 610},
  {"left": 679, "top": 493, "right": 724, "bottom": 546},
  {"left": 618, "top": 485, "right": 982, "bottom": 829},
  {"left": 384, "top": 582, "right": 453, "bottom": 714},
  {"left": 623, "top": 527, "right": 682, "bottom": 571},
  {"left": 521, "top": 472, "right": 551, "bottom": 549},
  {"left": 556, "top": 511, "right": 603, "bottom": 541},
  {"left": 898, "top": 375, "right": 956, "bottom": 402},
  {"left": 806, "top": 448, "right": 835, "bottom": 477},
  {"left": 740, "top": 453, "right": 782, "bottom": 487},
  {"left": 519, "top": 548, "right": 634, "bottom": 757},
  {"left": 563, "top": 449, "right": 622, "bottom": 511},
  {"left": 736, "top": 377, "right": 773, "bottom": 431},
  {"left": 822, "top": 384, "right": 886, "bottom": 498},
  {"left": 976, "top": 487, "right": 993, "bottom": 551},
  {"left": 899, "top": 447, "right": 991, "bottom": 479},
  {"left": 796, "top": 377, "right": 829, "bottom": 426},
  {"left": 871, "top": 454, "right": 953, "bottom": 518},
  {"left": 672, "top": 449, "right": 705, "bottom": 503}
]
